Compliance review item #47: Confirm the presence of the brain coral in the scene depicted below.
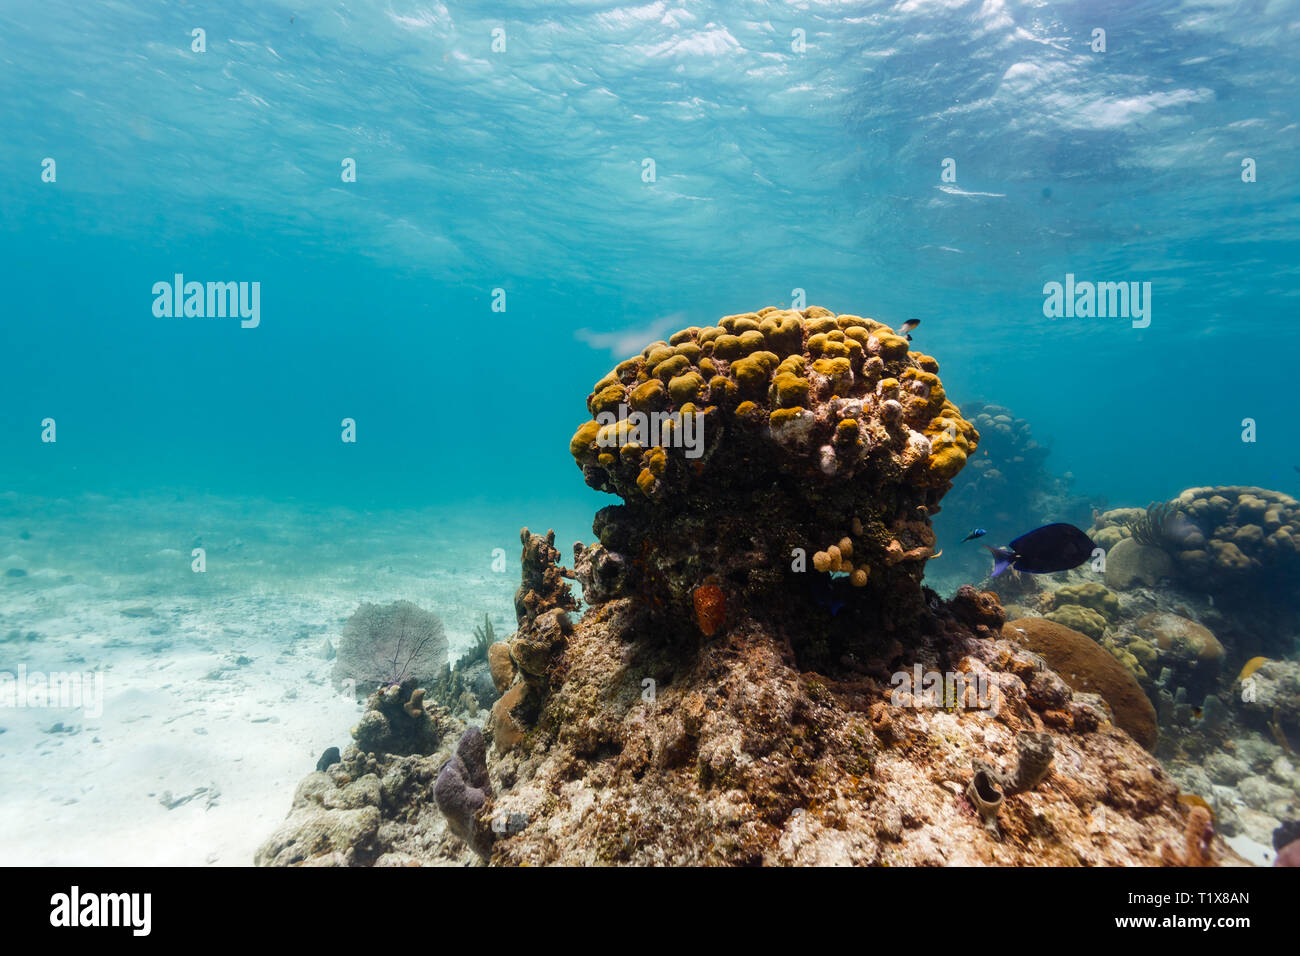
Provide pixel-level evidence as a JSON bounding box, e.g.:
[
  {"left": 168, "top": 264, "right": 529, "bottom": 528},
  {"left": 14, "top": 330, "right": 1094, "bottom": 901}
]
[
  {"left": 568, "top": 306, "right": 979, "bottom": 645},
  {"left": 1005, "top": 617, "right": 1158, "bottom": 750}
]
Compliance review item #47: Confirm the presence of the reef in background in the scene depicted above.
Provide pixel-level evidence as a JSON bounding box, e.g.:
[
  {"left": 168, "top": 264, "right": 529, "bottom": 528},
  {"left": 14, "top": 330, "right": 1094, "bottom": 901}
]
[
  {"left": 929, "top": 401, "right": 1097, "bottom": 595},
  {"left": 986, "top": 487, "right": 1300, "bottom": 861},
  {"left": 258, "top": 307, "right": 1243, "bottom": 866}
]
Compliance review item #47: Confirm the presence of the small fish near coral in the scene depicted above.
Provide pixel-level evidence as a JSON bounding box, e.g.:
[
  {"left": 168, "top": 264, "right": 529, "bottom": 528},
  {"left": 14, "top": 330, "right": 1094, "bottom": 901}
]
[
  {"left": 809, "top": 571, "right": 850, "bottom": 617},
  {"left": 898, "top": 318, "right": 920, "bottom": 341},
  {"left": 315, "top": 746, "right": 341, "bottom": 773},
  {"left": 985, "top": 523, "right": 1095, "bottom": 577},
  {"left": 961, "top": 528, "right": 987, "bottom": 543}
]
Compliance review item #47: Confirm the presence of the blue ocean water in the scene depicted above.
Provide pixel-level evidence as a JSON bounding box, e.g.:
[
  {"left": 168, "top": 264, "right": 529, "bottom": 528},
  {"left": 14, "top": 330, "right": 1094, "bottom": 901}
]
[
  {"left": 4, "top": 0, "right": 1297, "bottom": 516},
  {"left": 1, "top": 1, "right": 1298, "bottom": 865}
]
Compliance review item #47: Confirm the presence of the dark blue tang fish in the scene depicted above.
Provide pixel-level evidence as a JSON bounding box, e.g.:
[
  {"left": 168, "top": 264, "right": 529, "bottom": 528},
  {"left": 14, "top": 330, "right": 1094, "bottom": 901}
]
[
  {"left": 985, "top": 523, "right": 1095, "bottom": 577},
  {"left": 809, "top": 571, "right": 848, "bottom": 616}
]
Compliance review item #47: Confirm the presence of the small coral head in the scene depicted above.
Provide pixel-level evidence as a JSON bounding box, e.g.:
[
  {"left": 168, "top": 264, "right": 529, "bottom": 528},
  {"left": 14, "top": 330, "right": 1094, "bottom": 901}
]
[{"left": 568, "top": 307, "right": 978, "bottom": 639}]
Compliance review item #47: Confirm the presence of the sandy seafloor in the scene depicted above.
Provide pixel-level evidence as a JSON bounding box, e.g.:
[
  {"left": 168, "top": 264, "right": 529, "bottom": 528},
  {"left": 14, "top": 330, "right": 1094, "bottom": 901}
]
[
  {"left": 1, "top": 489, "right": 1285, "bottom": 867},
  {"left": 0, "top": 489, "right": 590, "bottom": 866}
]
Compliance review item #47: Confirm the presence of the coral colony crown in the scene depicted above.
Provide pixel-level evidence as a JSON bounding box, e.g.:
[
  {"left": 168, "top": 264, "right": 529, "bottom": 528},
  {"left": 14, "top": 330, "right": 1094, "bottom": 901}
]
[
  {"left": 570, "top": 306, "right": 978, "bottom": 498},
  {"left": 567, "top": 306, "right": 980, "bottom": 633}
]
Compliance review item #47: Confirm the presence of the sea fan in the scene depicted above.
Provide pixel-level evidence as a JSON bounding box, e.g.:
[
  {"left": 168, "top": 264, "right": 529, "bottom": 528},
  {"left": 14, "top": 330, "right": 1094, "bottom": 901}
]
[{"left": 332, "top": 600, "right": 448, "bottom": 691}]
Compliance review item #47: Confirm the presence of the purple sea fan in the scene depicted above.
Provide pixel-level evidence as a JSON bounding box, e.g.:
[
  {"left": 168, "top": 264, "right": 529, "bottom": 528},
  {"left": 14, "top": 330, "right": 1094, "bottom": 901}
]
[{"left": 331, "top": 600, "right": 448, "bottom": 692}]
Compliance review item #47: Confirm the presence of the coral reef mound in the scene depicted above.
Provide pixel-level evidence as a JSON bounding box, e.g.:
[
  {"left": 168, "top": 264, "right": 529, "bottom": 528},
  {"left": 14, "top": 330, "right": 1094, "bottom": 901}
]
[
  {"left": 1094, "top": 487, "right": 1300, "bottom": 603},
  {"left": 259, "top": 307, "right": 1243, "bottom": 868},
  {"left": 478, "top": 582, "right": 1225, "bottom": 864},
  {"left": 568, "top": 306, "right": 979, "bottom": 650}
]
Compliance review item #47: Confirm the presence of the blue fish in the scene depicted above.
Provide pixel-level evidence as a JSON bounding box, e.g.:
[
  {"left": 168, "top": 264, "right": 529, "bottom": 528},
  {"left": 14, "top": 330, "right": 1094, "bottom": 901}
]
[
  {"left": 810, "top": 572, "right": 848, "bottom": 616},
  {"left": 985, "top": 523, "right": 1095, "bottom": 577},
  {"left": 961, "top": 528, "right": 987, "bottom": 542}
]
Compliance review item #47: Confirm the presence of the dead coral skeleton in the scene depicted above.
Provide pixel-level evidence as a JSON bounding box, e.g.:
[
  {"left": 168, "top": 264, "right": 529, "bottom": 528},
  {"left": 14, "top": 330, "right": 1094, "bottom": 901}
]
[{"left": 885, "top": 538, "right": 936, "bottom": 565}]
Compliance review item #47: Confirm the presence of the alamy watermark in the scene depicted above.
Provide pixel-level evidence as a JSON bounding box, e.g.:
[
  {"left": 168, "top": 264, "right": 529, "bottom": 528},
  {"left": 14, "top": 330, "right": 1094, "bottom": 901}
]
[
  {"left": 1042, "top": 273, "right": 1151, "bottom": 328},
  {"left": 891, "top": 665, "right": 998, "bottom": 716},
  {"left": 152, "top": 274, "right": 260, "bottom": 328},
  {"left": 595, "top": 403, "right": 705, "bottom": 459},
  {"left": 50, "top": 886, "right": 150, "bottom": 936},
  {"left": 0, "top": 666, "right": 104, "bottom": 718}
]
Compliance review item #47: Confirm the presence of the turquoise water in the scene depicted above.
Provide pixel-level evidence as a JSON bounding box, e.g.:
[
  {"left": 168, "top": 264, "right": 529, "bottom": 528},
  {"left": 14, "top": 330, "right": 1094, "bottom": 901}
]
[
  {"left": 1, "top": 1, "right": 1298, "bottom": 865},
  {"left": 4, "top": 1, "right": 1297, "bottom": 512}
]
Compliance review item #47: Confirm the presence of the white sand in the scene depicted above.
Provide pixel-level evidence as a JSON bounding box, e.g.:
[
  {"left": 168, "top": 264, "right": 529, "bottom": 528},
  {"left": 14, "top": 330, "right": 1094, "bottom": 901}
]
[{"left": 0, "top": 490, "right": 555, "bottom": 866}]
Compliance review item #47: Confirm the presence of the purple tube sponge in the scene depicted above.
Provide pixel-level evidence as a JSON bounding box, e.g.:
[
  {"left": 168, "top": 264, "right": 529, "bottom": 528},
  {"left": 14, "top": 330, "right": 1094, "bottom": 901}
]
[{"left": 434, "top": 727, "right": 493, "bottom": 858}]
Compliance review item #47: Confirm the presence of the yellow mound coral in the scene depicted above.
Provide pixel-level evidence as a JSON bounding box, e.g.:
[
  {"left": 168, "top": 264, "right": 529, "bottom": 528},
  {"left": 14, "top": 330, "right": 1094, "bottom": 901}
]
[
  {"left": 921, "top": 402, "right": 979, "bottom": 486},
  {"left": 570, "top": 307, "right": 978, "bottom": 502},
  {"left": 1048, "top": 582, "right": 1121, "bottom": 622}
]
